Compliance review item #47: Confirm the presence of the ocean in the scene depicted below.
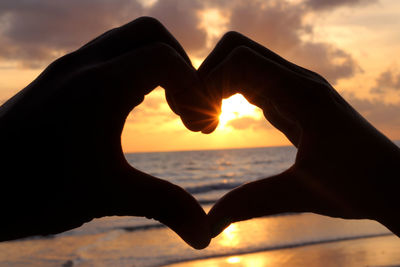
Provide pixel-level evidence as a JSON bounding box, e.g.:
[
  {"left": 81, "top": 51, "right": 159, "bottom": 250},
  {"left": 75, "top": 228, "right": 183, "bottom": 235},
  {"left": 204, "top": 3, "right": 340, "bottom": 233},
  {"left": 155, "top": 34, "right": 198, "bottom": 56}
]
[{"left": 1, "top": 144, "right": 399, "bottom": 266}]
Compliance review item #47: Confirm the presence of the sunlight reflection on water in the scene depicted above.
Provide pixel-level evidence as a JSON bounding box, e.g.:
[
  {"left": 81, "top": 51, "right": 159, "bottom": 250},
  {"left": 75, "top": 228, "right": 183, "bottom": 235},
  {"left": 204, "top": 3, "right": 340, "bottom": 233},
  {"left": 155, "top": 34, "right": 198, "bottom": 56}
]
[{"left": 219, "top": 224, "right": 240, "bottom": 247}]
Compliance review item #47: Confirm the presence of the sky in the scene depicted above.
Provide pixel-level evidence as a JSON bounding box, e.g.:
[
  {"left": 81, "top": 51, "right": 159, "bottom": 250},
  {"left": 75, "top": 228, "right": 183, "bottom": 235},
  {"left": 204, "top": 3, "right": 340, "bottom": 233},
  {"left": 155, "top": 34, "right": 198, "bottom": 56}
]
[{"left": 0, "top": 0, "right": 399, "bottom": 152}]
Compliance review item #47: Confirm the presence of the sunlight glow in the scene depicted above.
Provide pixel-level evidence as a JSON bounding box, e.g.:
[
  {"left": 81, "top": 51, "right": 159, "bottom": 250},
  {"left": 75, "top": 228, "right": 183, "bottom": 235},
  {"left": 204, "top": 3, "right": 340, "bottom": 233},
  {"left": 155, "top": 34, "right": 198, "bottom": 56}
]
[
  {"left": 192, "top": 58, "right": 203, "bottom": 69},
  {"left": 136, "top": 0, "right": 157, "bottom": 7},
  {"left": 218, "top": 223, "right": 239, "bottom": 247},
  {"left": 227, "top": 256, "right": 241, "bottom": 264},
  {"left": 219, "top": 93, "right": 260, "bottom": 128}
]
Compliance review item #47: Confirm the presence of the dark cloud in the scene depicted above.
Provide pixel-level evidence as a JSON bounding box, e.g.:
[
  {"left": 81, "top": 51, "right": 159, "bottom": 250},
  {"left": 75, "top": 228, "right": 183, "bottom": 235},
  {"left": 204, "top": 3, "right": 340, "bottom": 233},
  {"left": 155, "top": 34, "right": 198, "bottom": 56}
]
[
  {"left": 370, "top": 69, "right": 400, "bottom": 95},
  {"left": 0, "top": 0, "right": 206, "bottom": 68},
  {"left": 0, "top": 0, "right": 143, "bottom": 67},
  {"left": 223, "top": 0, "right": 360, "bottom": 84},
  {"left": 146, "top": 0, "right": 207, "bottom": 54},
  {"left": 227, "top": 1, "right": 306, "bottom": 52},
  {"left": 227, "top": 116, "right": 271, "bottom": 131},
  {"left": 304, "top": 0, "right": 377, "bottom": 10},
  {"left": 0, "top": 0, "right": 365, "bottom": 83}
]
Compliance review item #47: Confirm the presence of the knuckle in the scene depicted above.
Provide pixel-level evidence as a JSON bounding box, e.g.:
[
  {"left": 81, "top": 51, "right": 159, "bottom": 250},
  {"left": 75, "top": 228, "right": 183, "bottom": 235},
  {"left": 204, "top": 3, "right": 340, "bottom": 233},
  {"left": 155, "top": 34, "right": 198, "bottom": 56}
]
[
  {"left": 305, "top": 68, "right": 330, "bottom": 84},
  {"left": 46, "top": 56, "right": 65, "bottom": 71},
  {"left": 229, "top": 45, "right": 254, "bottom": 63},
  {"left": 216, "top": 31, "right": 249, "bottom": 50},
  {"left": 232, "top": 45, "right": 253, "bottom": 55},
  {"left": 153, "top": 42, "right": 181, "bottom": 64},
  {"left": 153, "top": 42, "right": 174, "bottom": 53},
  {"left": 134, "top": 16, "right": 166, "bottom": 33},
  {"left": 45, "top": 52, "right": 79, "bottom": 72},
  {"left": 81, "top": 64, "right": 103, "bottom": 79},
  {"left": 221, "top": 31, "right": 245, "bottom": 43}
]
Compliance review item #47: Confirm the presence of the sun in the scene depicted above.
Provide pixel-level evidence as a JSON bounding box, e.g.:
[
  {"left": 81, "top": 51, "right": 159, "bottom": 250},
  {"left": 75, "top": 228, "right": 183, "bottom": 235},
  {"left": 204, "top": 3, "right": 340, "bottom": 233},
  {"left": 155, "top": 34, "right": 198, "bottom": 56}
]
[{"left": 218, "top": 93, "right": 262, "bottom": 128}]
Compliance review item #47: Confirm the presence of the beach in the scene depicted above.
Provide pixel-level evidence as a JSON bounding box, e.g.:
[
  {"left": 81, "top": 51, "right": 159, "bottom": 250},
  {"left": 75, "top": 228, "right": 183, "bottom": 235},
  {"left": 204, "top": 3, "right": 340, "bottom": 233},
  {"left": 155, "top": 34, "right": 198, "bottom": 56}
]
[
  {"left": 0, "top": 145, "right": 399, "bottom": 266},
  {"left": 0, "top": 213, "right": 398, "bottom": 266},
  {"left": 166, "top": 235, "right": 400, "bottom": 267}
]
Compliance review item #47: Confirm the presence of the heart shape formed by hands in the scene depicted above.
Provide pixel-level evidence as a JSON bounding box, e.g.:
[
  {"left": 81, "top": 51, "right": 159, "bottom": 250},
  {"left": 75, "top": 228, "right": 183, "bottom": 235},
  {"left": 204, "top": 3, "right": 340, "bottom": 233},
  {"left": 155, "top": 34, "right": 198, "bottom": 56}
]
[
  {"left": 199, "top": 32, "right": 400, "bottom": 240},
  {"left": 1, "top": 16, "right": 399, "bottom": 251}
]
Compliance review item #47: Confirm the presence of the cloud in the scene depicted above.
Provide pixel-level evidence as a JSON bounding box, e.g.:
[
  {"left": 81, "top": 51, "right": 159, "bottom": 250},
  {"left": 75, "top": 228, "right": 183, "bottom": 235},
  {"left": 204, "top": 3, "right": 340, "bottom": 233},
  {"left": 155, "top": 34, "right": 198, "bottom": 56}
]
[
  {"left": 304, "top": 0, "right": 377, "bottom": 10},
  {"left": 227, "top": 116, "right": 271, "bottom": 131},
  {"left": 125, "top": 88, "right": 174, "bottom": 123},
  {"left": 222, "top": 0, "right": 360, "bottom": 84},
  {"left": 0, "top": 0, "right": 365, "bottom": 84},
  {"left": 0, "top": 0, "right": 144, "bottom": 67},
  {"left": 127, "top": 107, "right": 175, "bottom": 123},
  {"left": 289, "top": 42, "right": 361, "bottom": 84},
  {"left": 370, "top": 69, "right": 400, "bottom": 95},
  {"left": 146, "top": 0, "right": 207, "bottom": 54},
  {"left": 225, "top": 94, "right": 400, "bottom": 139},
  {"left": 345, "top": 94, "right": 400, "bottom": 136},
  {"left": 0, "top": 0, "right": 207, "bottom": 68}
]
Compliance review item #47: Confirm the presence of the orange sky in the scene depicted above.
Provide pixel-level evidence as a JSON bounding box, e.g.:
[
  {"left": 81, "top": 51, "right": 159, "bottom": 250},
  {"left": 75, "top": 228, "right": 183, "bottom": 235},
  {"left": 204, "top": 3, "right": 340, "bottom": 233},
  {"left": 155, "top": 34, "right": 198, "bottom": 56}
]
[{"left": 0, "top": 0, "right": 399, "bottom": 152}]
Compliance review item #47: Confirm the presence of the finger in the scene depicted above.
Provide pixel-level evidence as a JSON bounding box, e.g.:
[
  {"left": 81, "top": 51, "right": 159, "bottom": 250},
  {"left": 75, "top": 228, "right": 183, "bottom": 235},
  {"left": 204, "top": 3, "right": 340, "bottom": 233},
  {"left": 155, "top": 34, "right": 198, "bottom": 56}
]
[
  {"left": 101, "top": 166, "right": 211, "bottom": 249},
  {"left": 208, "top": 168, "right": 312, "bottom": 238},
  {"left": 198, "top": 31, "right": 326, "bottom": 83},
  {"left": 100, "top": 43, "right": 219, "bottom": 131},
  {"left": 262, "top": 99, "right": 301, "bottom": 147},
  {"left": 79, "top": 17, "right": 193, "bottom": 66},
  {"left": 78, "top": 16, "right": 220, "bottom": 132},
  {"left": 204, "top": 45, "right": 312, "bottom": 140},
  {"left": 79, "top": 28, "right": 116, "bottom": 50},
  {"left": 96, "top": 42, "right": 219, "bottom": 133},
  {"left": 198, "top": 32, "right": 327, "bottom": 141}
]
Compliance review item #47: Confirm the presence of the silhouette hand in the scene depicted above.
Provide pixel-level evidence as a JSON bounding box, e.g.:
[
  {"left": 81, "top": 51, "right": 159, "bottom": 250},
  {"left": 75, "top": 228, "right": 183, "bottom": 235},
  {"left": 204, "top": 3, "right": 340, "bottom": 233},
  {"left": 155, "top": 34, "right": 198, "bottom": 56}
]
[
  {"left": 0, "top": 17, "right": 217, "bottom": 249},
  {"left": 201, "top": 32, "right": 400, "bottom": 238}
]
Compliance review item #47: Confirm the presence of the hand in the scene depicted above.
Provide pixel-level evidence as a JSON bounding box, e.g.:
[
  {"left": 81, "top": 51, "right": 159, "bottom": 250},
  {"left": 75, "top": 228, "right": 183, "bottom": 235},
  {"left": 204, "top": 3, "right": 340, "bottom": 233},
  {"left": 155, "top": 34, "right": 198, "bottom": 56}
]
[
  {"left": 0, "top": 17, "right": 218, "bottom": 249},
  {"left": 202, "top": 32, "right": 400, "bottom": 238}
]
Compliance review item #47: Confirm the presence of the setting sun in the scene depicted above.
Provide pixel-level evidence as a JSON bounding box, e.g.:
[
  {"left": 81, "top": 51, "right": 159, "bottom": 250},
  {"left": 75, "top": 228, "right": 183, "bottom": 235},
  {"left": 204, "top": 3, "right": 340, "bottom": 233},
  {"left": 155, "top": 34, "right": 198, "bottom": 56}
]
[{"left": 218, "top": 93, "right": 262, "bottom": 128}]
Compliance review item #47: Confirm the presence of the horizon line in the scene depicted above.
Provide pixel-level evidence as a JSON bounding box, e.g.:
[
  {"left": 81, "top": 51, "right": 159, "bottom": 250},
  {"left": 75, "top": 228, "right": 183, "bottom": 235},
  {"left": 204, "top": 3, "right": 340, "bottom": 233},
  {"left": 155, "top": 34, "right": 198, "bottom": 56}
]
[
  {"left": 124, "top": 139, "right": 400, "bottom": 154},
  {"left": 124, "top": 144, "right": 294, "bottom": 154}
]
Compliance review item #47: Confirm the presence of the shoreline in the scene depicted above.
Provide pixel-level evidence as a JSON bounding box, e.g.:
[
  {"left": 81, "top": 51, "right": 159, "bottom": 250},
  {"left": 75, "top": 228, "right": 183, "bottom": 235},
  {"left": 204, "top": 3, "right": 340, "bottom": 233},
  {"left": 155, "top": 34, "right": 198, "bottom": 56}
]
[
  {"left": 165, "top": 234, "right": 400, "bottom": 267},
  {"left": 0, "top": 213, "right": 398, "bottom": 266}
]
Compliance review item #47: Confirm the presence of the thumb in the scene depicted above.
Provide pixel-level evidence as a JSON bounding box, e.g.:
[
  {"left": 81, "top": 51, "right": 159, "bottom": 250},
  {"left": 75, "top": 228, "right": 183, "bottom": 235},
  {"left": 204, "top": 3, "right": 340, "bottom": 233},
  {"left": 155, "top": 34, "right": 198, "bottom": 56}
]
[
  {"left": 101, "top": 165, "right": 211, "bottom": 249},
  {"left": 208, "top": 167, "right": 313, "bottom": 238}
]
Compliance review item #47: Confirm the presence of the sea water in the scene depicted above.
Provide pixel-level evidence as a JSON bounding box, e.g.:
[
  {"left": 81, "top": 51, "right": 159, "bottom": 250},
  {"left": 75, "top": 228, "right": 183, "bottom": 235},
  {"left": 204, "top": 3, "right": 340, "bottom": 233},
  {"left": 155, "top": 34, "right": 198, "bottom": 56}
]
[{"left": 0, "top": 144, "right": 398, "bottom": 266}]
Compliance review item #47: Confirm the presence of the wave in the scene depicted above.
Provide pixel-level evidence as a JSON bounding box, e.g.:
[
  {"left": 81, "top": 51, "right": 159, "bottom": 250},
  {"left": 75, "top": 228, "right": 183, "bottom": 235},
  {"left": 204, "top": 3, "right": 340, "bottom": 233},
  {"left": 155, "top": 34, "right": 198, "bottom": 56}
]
[
  {"left": 185, "top": 182, "right": 243, "bottom": 194},
  {"left": 162, "top": 232, "right": 394, "bottom": 267},
  {"left": 118, "top": 224, "right": 165, "bottom": 232},
  {"left": 198, "top": 199, "right": 217, "bottom": 205}
]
